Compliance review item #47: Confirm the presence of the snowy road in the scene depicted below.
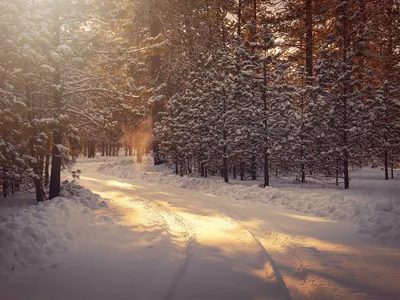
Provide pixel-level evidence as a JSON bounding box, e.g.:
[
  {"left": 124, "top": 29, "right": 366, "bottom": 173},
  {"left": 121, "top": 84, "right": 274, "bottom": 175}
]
[{"left": 2, "top": 162, "right": 400, "bottom": 300}]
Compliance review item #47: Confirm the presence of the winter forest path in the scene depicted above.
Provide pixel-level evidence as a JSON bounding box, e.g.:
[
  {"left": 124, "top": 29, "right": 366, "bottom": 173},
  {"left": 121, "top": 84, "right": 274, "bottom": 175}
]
[{"left": 2, "top": 162, "right": 400, "bottom": 300}]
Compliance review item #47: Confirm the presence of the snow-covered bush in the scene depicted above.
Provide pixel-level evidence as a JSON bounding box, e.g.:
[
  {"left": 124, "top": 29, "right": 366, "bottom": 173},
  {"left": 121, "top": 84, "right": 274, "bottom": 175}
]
[{"left": 0, "top": 182, "right": 105, "bottom": 279}]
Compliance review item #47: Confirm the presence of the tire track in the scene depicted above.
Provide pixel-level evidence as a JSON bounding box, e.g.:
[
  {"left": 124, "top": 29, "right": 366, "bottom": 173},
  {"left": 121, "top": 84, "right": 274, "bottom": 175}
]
[
  {"left": 213, "top": 211, "right": 292, "bottom": 300},
  {"left": 222, "top": 210, "right": 340, "bottom": 300},
  {"left": 141, "top": 194, "right": 292, "bottom": 299},
  {"left": 140, "top": 198, "right": 195, "bottom": 300},
  {"left": 175, "top": 194, "right": 293, "bottom": 300},
  {"left": 226, "top": 210, "right": 336, "bottom": 300}
]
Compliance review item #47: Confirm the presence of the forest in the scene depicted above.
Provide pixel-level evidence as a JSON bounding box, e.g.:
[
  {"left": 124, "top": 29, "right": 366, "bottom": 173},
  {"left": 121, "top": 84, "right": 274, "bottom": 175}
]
[{"left": 1, "top": 0, "right": 399, "bottom": 203}]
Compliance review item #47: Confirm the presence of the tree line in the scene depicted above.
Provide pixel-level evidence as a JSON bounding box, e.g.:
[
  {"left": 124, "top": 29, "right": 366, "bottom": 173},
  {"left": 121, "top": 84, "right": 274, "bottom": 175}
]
[
  {"left": 154, "top": 0, "right": 400, "bottom": 188},
  {"left": 1, "top": 0, "right": 399, "bottom": 203}
]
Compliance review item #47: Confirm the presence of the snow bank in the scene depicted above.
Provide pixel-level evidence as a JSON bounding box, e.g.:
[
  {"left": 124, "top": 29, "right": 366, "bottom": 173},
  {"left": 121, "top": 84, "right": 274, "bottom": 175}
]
[
  {"left": 98, "top": 160, "right": 400, "bottom": 246},
  {"left": 0, "top": 181, "right": 104, "bottom": 279}
]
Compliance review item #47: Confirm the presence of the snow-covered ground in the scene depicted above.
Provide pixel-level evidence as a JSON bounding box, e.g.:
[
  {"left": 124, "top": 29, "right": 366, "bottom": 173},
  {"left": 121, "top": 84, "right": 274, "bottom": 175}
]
[
  {"left": 97, "top": 156, "right": 400, "bottom": 246},
  {"left": 1, "top": 156, "right": 400, "bottom": 299},
  {"left": 0, "top": 182, "right": 106, "bottom": 281}
]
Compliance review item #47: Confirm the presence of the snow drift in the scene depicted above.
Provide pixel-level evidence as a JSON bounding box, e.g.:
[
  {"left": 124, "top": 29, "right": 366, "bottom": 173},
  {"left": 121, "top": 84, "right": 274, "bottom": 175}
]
[
  {"left": 0, "top": 181, "right": 105, "bottom": 280},
  {"left": 98, "top": 160, "right": 400, "bottom": 246}
]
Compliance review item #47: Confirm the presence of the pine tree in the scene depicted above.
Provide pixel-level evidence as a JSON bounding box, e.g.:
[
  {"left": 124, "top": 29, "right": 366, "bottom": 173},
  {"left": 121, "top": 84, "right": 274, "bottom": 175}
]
[{"left": 317, "top": 0, "right": 371, "bottom": 189}]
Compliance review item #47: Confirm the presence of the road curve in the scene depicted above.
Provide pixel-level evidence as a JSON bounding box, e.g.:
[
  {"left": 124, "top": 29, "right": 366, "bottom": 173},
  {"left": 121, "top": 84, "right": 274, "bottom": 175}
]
[{"left": 2, "top": 161, "right": 400, "bottom": 300}]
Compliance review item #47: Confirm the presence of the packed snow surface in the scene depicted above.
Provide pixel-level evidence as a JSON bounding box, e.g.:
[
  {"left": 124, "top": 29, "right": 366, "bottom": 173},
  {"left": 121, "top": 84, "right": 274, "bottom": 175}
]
[
  {"left": 1, "top": 156, "right": 400, "bottom": 300},
  {"left": 98, "top": 158, "right": 400, "bottom": 246}
]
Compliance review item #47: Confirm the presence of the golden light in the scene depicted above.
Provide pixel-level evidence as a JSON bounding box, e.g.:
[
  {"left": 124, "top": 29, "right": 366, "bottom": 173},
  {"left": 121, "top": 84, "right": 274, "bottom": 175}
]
[{"left": 275, "top": 212, "right": 338, "bottom": 223}]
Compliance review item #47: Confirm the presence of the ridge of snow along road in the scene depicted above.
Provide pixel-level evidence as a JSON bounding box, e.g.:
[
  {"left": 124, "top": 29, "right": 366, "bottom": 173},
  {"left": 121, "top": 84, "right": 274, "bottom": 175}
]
[
  {"left": 0, "top": 181, "right": 108, "bottom": 280},
  {"left": 98, "top": 159, "right": 400, "bottom": 247}
]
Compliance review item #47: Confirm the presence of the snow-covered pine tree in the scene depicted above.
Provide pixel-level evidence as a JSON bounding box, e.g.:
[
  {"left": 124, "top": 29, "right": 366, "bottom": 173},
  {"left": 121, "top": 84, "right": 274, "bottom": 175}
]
[
  {"left": 316, "top": 0, "right": 368, "bottom": 189},
  {"left": 0, "top": 0, "right": 54, "bottom": 201},
  {"left": 270, "top": 0, "right": 333, "bottom": 182},
  {"left": 44, "top": 0, "right": 142, "bottom": 198},
  {"left": 366, "top": 0, "right": 400, "bottom": 179}
]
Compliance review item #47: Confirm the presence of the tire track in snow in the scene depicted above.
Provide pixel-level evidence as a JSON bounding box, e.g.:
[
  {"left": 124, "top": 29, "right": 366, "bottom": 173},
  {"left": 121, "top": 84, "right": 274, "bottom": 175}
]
[
  {"left": 140, "top": 198, "right": 195, "bottom": 300},
  {"left": 213, "top": 211, "right": 292, "bottom": 300},
  {"left": 222, "top": 211, "right": 343, "bottom": 300},
  {"left": 96, "top": 190, "right": 195, "bottom": 300},
  {"left": 218, "top": 208, "right": 395, "bottom": 300},
  {"left": 222, "top": 210, "right": 336, "bottom": 300},
  {"left": 200, "top": 197, "right": 338, "bottom": 300},
  {"left": 286, "top": 245, "right": 337, "bottom": 300},
  {"left": 140, "top": 194, "right": 292, "bottom": 299},
  {"left": 180, "top": 195, "right": 293, "bottom": 300}
]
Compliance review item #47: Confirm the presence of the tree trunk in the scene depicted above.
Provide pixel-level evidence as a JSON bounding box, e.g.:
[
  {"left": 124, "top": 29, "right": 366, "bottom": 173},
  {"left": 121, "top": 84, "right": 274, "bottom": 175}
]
[
  {"left": 251, "top": 155, "right": 257, "bottom": 180},
  {"left": 343, "top": 152, "right": 350, "bottom": 189},
  {"left": 385, "top": 150, "right": 389, "bottom": 180},
  {"left": 263, "top": 55, "right": 270, "bottom": 188},
  {"left": 49, "top": 0, "right": 62, "bottom": 199},
  {"left": 299, "top": 0, "right": 313, "bottom": 184},
  {"left": 223, "top": 157, "right": 229, "bottom": 183},
  {"left": 39, "top": 155, "right": 44, "bottom": 179},
  {"left": 33, "top": 154, "right": 44, "bottom": 203},
  {"left": 44, "top": 137, "right": 50, "bottom": 186},
  {"left": 3, "top": 181, "right": 8, "bottom": 198},
  {"left": 34, "top": 175, "right": 45, "bottom": 203},
  {"left": 83, "top": 140, "right": 87, "bottom": 157},
  {"left": 44, "top": 151, "right": 50, "bottom": 186},
  {"left": 150, "top": 14, "right": 163, "bottom": 166},
  {"left": 92, "top": 141, "right": 96, "bottom": 158},
  {"left": 252, "top": 0, "right": 257, "bottom": 39},
  {"left": 336, "top": 166, "right": 339, "bottom": 186},
  {"left": 49, "top": 131, "right": 62, "bottom": 199},
  {"left": 222, "top": 123, "right": 229, "bottom": 182},
  {"left": 301, "top": 163, "right": 306, "bottom": 183},
  {"left": 262, "top": 32, "right": 270, "bottom": 188},
  {"left": 25, "top": 79, "right": 45, "bottom": 203},
  {"left": 237, "top": 0, "right": 242, "bottom": 38},
  {"left": 200, "top": 161, "right": 205, "bottom": 177},
  {"left": 250, "top": 1, "right": 257, "bottom": 182},
  {"left": 264, "top": 152, "right": 269, "bottom": 188},
  {"left": 340, "top": 0, "right": 350, "bottom": 190},
  {"left": 108, "top": 133, "right": 112, "bottom": 156},
  {"left": 305, "top": 0, "right": 313, "bottom": 87},
  {"left": 384, "top": 1, "right": 394, "bottom": 182},
  {"left": 391, "top": 157, "right": 394, "bottom": 179},
  {"left": 137, "top": 142, "right": 143, "bottom": 163},
  {"left": 87, "top": 140, "right": 91, "bottom": 158}
]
